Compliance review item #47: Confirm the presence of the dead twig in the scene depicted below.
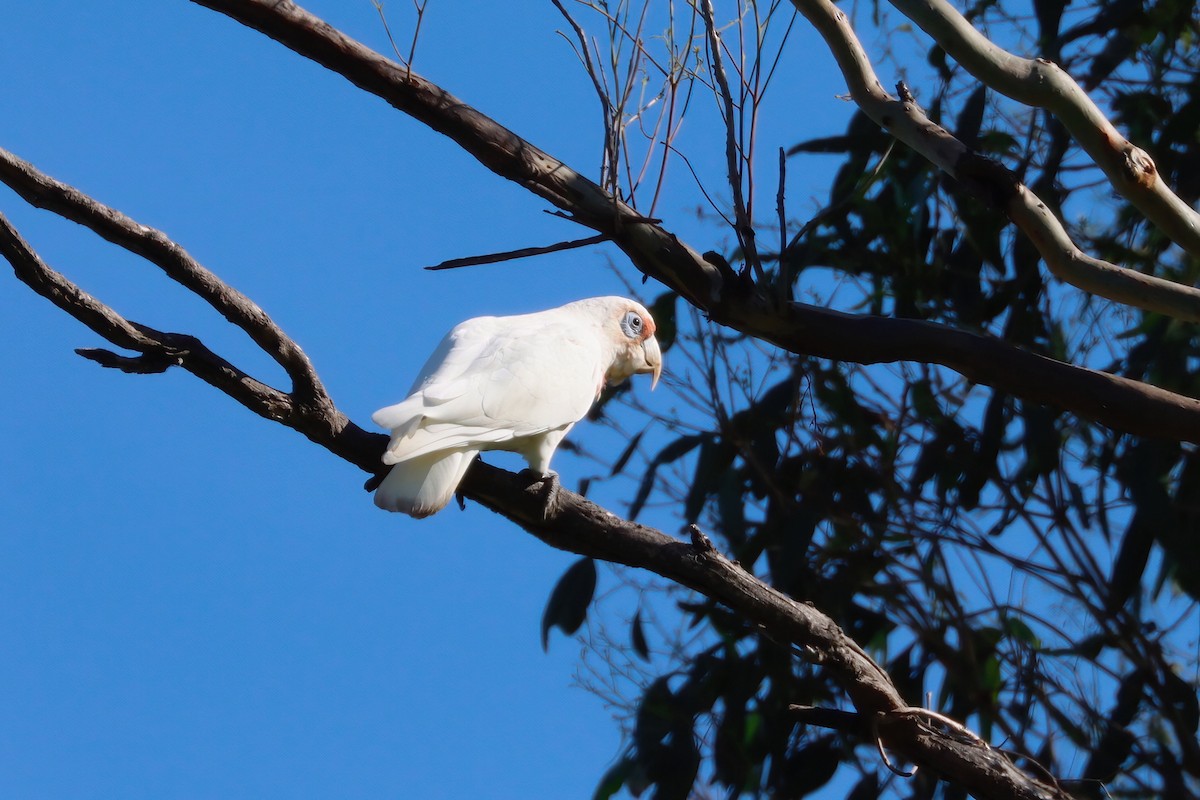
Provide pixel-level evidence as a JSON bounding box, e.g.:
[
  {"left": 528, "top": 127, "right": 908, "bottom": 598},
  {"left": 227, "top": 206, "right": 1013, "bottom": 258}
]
[{"left": 424, "top": 234, "right": 610, "bottom": 271}]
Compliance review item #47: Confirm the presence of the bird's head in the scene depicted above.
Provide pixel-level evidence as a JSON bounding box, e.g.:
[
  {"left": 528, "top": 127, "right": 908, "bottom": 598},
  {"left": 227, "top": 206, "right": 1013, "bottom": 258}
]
[{"left": 597, "top": 297, "right": 662, "bottom": 390}]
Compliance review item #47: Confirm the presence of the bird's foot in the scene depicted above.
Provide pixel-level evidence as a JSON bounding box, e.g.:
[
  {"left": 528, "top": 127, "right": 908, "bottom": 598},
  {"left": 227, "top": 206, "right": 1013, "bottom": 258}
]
[{"left": 520, "top": 469, "right": 562, "bottom": 518}]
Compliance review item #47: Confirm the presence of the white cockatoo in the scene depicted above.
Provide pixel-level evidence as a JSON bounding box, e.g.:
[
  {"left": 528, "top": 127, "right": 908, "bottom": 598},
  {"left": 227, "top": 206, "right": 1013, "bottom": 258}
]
[{"left": 372, "top": 296, "right": 663, "bottom": 517}]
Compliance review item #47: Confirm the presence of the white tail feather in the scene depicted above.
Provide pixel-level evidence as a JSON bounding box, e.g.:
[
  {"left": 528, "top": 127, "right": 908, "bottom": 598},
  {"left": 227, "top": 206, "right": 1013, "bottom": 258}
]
[{"left": 373, "top": 450, "right": 477, "bottom": 517}]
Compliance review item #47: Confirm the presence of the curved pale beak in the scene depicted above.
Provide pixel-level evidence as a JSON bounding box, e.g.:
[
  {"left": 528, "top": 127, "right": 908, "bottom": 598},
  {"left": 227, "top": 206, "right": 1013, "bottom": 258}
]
[{"left": 641, "top": 335, "right": 662, "bottom": 390}]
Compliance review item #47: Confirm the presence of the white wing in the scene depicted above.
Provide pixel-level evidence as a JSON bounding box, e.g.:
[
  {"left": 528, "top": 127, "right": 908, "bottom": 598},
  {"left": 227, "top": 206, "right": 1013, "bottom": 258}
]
[{"left": 372, "top": 309, "right": 606, "bottom": 466}]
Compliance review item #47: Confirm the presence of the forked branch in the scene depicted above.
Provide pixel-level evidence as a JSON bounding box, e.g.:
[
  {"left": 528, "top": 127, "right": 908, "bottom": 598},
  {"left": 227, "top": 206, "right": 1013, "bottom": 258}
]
[
  {"left": 786, "top": 0, "right": 1200, "bottom": 322},
  {"left": 888, "top": 0, "right": 1200, "bottom": 258},
  {"left": 0, "top": 146, "right": 332, "bottom": 408}
]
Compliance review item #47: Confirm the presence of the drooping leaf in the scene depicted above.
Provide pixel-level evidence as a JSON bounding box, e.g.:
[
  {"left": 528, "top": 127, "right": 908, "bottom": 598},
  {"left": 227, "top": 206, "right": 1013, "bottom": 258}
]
[
  {"left": 629, "top": 434, "right": 707, "bottom": 520},
  {"left": 683, "top": 437, "right": 736, "bottom": 524},
  {"left": 609, "top": 429, "right": 647, "bottom": 478},
  {"left": 646, "top": 733, "right": 700, "bottom": 800},
  {"left": 1032, "top": 0, "right": 1068, "bottom": 47},
  {"left": 1002, "top": 615, "right": 1040, "bottom": 648},
  {"left": 955, "top": 85, "right": 987, "bottom": 146},
  {"left": 845, "top": 771, "right": 880, "bottom": 800},
  {"left": 540, "top": 557, "right": 597, "bottom": 650},
  {"left": 772, "top": 735, "right": 840, "bottom": 798},
  {"left": 649, "top": 291, "right": 678, "bottom": 353},
  {"left": 592, "top": 757, "right": 632, "bottom": 800},
  {"left": 631, "top": 608, "right": 650, "bottom": 662},
  {"left": 713, "top": 704, "right": 749, "bottom": 791},
  {"left": 634, "top": 676, "right": 677, "bottom": 756}
]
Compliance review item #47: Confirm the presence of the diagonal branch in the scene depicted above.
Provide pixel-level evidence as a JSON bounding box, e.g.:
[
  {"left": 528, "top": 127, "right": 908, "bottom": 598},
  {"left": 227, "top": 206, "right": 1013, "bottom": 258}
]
[
  {"left": 424, "top": 234, "right": 608, "bottom": 271},
  {"left": 458, "top": 466, "right": 1072, "bottom": 800},
  {"left": 0, "top": 145, "right": 332, "bottom": 409},
  {"left": 786, "top": 0, "right": 1200, "bottom": 322},
  {"left": 0, "top": 209, "right": 296, "bottom": 423},
  {"left": 0, "top": 167, "right": 374, "bottom": 468},
  {"left": 186, "top": 0, "right": 1200, "bottom": 445},
  {"left": 188, "top": 0, "right": 724, "bottom": 308},
  {"left": 887, "top": 0, "right": 1200, "bottom": 259}
]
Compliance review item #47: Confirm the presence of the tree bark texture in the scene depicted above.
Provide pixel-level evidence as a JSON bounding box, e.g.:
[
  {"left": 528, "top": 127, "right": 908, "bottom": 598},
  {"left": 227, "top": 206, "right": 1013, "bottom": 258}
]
[{"left": 1, "top": 2, "right": 1186, "bottom": 799}]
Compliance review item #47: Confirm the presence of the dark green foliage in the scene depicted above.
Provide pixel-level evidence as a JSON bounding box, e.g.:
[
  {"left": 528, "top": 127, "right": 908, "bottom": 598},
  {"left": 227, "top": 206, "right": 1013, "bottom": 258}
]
[
  {"left": 540, "top": 557, "right": 597, "bottom": 650},
  {"left": 575, "top": 1, "right": 1200, "bottom": 797}
]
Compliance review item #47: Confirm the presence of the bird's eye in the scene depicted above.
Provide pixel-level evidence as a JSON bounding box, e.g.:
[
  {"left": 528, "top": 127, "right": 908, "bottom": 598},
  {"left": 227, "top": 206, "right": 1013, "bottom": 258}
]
[{"left": 622, "top": 311, "right": 643, "bottom": 337}]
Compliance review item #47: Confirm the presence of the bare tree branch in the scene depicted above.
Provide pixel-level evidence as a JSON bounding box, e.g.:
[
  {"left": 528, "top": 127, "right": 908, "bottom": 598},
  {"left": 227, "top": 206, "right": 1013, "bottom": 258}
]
[
  {"left": 424, "top": 234, "right": 608, "bottom": 271},
  {"left": 699, "top": 0, "right": 763, "bottom": 280},
  {"left": 182, "top": 0, "right": 1200, "bottom": 445},
  {"left": 0, "top": 152, "right": 377, "bottom": 468},
  {"left": 786, "top": 0, "right": 1200, "bottom": 322},
  {"left": 3, "top": 4, "right": 1184, "bottom": 795},
  {"left": 459, "top": 466, "right": 1072, "bottom": 800},
  {"left": 0, "top": 145, "right": 332, "bottom": 409},
  {"left": 888, "top": 0, "right": 1200, "bottom": 258},
  {"left": 550, "top": 0, "right": 618, "bottom": 194},
  {"left": 0, "top": 209, "right": 296, "bottom": 424}
]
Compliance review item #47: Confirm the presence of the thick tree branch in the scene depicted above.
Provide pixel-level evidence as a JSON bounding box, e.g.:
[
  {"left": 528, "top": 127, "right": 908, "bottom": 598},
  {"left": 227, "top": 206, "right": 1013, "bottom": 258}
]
[
  {"left": 0, "top": 153, "right": 1071, "bottom": 798},
  {"left": 727, "top": 296, "right": 1200, "bottom": 443},
  {"left": 887, "top": 0, "right": 1200, "bottom": 258},
  {"left": 459, "top": 466, "right": 1070, "bottom": 800},
  {"left": 186, "top": 0, "right": 725, "bottom": 313},
  {"left": 182, "top": 0, "right": 1200, "bottom": 444},
  {"left": 786, "top": 0, "right": 1200, "bottom": 322}
]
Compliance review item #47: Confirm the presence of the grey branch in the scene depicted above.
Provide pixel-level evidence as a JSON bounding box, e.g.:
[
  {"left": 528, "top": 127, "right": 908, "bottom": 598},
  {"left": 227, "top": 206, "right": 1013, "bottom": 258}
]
[
  {"left": 786, "top": 0, "right": 1200, "bottom": 322},
  {"left": 888, "top": 0, "right": 1200, "bottom": 259}
]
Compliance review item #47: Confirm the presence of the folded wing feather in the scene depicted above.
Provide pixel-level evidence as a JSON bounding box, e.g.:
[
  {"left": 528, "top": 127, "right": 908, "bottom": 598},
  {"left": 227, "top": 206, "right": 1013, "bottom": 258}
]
[{"left": 372, "top": 309, "right": 607, "bottom": 515}]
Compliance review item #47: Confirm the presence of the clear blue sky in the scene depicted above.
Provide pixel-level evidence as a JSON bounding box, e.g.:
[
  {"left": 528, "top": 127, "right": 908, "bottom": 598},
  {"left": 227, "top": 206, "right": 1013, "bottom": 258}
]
[{"left": 0, "top": 2, "right": 851, "bottom": 797}]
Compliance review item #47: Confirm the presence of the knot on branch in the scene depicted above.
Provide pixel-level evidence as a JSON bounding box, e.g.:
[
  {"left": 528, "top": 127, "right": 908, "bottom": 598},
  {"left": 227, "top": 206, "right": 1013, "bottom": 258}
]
[
  {"left": 688, "top": 523, "right": 718, "bottom": 554},
  {"left": 1122, "top": 145, "right": 1158, "bottom": 189}
]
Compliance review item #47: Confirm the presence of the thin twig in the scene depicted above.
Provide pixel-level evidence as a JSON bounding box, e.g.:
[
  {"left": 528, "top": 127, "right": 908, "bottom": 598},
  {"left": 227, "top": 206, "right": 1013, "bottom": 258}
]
[
  {"left": 552, "top": 0, "right": 615, "bottom": 189},
  {"left": 372, "top": 1, "right": 406, "bottom": 64},
  {"left": 874, "top": 714, "right": 919, "bottom": 778},
  {"left": 700, "top": 0, "right": 763, "bottom": 282},
  {"left": 406, "top": 0, "right": 428, "bottom": 81},
  {"left": 776, "top": 146, "right": 787, "bottom": 305},
  {"left": 424, "top": 234, "right": 609, "bottom": 270},
  {"left": 372, "top": 0, "right": 427, "bottom": 80},
  {"left": 187, "top": 0, "right": 1200, "bottom": 441}
]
